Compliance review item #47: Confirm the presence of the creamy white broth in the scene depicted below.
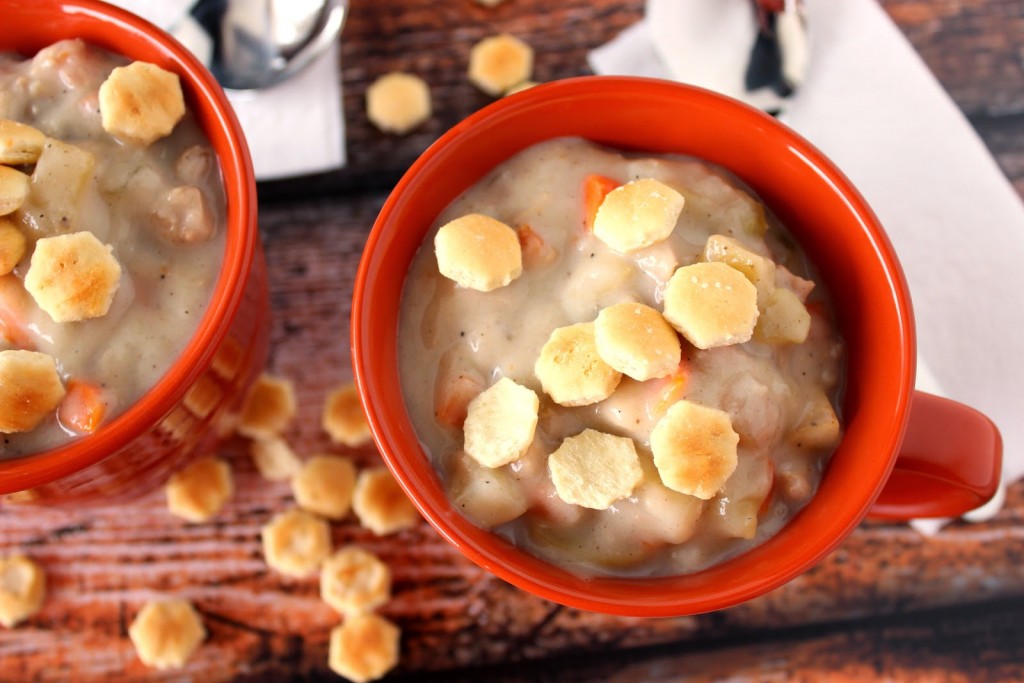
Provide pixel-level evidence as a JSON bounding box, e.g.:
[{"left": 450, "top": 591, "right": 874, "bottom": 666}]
[
  {"left": 0, "top": 40, "right": 225, "bottom": 456},
  {"left": 398, "top": 137, "right": 844, "bottom": 576}
]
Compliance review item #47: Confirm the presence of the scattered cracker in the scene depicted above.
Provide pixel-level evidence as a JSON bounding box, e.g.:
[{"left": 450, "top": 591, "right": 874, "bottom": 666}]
[
  {"left": 0, "top": 119, "right": 45, "bottom": 165},
  {"left": 322, "top": 382, "right": 372, "bottom": 447},
  {"left": 0, "top": 350, "right": 66, "bottom": 434},
  {"left": 165, "top": 456, "right": 233, "bottom": 523},
  {"left": 352, "top": 467, "right": 420, "bottom": 536},
  {"left": 468, "top": 33, "right": 534, "bottom": 96},
  {"left": 593, "top": 178, "right": 685, "bottom": 254},
  {"left": 0, "top": 218, "right": 26, "bottom": 276},
  {"left": 249, "top": 437, "right": 302, "bottom": 481},
  {"left": 291, "top": 454, "right": 357, "bottom": 521},
  {"left": 505, "top": 80, "right": 538, "bottom": 95},
  {"left": 548, "top": 429, "right": 643, "bottom": 510},
  {"left": 366, "top": 72, "right": 431, "bottom": 135},
  {"left": 328, "top": 613, "right": 401, "bottom": 683},
  {"left": 702, "top": 234, "right": 776, "bottom": 304},
  {"left": 261, "top": 508, "right": 332, "bottom": 578},
  {"left": 463, "top": 377, "right": 538, "bottom": 468},
  {"left": 662, "top": 261, "right": 759, "bottom": 349},
  {"left": 753, "top": 287, "right": 812, "bottom": 344},
  {"left": 128, "top": 599, "right": 206, "bottom": 670},
  {"left": 650, "top": 399, "right": 739, "bottom": 500},
  {"left": 594, "top": 302, "right": 681, "bottom": 381},
  {"left": 534, "top": 322, "right": 621, "bottom": 406},
  {"left": 23, "top": 231, "right": 122, "bottom": 323},
  {"left": 434, "top": 213, "right": 522, "bottom": 292},
  {"left": 236, "top": 373, "right": 296, "bottom": 440},
  {"left": 0, "top": 554, "right": 46, "bottom": 628},
  {"left": 320, "top": 546, "right": 392, "bottom": 617},
  {"left": 99, "top": 61, "right": 185, "bottom": 146},
  {"left": 0, "top": 166, "right": 30, "bottom": 216}
]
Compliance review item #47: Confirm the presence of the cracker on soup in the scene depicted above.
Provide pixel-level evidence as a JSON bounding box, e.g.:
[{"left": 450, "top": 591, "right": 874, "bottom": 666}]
[
  {"left": 593, "top": 178, "right": 685, "bottom": 254},
  {"left": 463, "top": 377, "right": 538, "bottom": 468},
  {"left": 662, "top": 261, "right": 759, "bottom": 349},
  {"left": 651, "top": 400, "right": 739, "bottom": 500},
  {"left": 548, "top": 429, "right": 643, "bottom": 510}
]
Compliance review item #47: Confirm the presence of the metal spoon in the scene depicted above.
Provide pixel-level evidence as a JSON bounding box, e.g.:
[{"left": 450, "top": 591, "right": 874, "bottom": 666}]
[{"left": 186, "top": 0, "right": 347, "bottom": 91}]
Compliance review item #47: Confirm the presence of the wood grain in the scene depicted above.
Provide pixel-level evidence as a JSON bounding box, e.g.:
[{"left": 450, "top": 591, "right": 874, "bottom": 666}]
[{"left": 2, "top": 0, "right": 1024, "bottom": 680}]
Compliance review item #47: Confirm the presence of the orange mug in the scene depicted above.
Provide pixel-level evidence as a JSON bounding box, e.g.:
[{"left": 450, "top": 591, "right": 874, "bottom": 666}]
[
  {"left": 0, "top": 0, "right": 269, "bottom": 504},
  {"left": 352, "top": 77, "right": 1001, "bottom": 616}
]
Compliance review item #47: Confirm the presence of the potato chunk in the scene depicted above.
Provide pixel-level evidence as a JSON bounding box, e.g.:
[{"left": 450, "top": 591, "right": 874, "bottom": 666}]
[
  {"left": 165, "top": 456, "right": 233, "bottom": 523},
  {"left": 0, "top": 119, "right": 45, "bottom": 165},
  {"left": 352, "top": 467, "right": 420, "bottom": 536},
  {"left": 594, "top": 302, "right": 681, "bottom": 381},
  {"left": 128, "top": 599, "right": 206, "bottom": 670},
  {"left": 150, "top": 186, "right": 216, "bottom": 245},
  {"left": 434, "top": 213, "right": 522, "bottom": 292},
  {"left": 753, "top": 287, "right": 812, "bottom": 344},
  {"left": 322, "top": 382, "right": 372, "bottom": 447},
  {"left": 0, "top": 554, "right": 46, "bottom": 628},
  {"left": 446, "top": 450, "right": 529, "bottom": 528},
  {"left": 789, "top": 389, "right": 842, "bottom": 450},
  {"left": 535, "top": 322, "right": 621, "bottom": 407},
  {"left": 237, "top": 374, "right": 296, "bottom": 440},
  {"left": 593, "top": 178, "right": 685, "bottom": 254},
  {"left": 662, "top": 262, "right": 759, "bottom": 349},
  {"left": 548, "top": 429, "right": 643, "bottom": 510},
  {"left": 0, "top": 166, "right": 29, "bottom": 216},
  {"left": 23, "top": 231, "right": 122, "bottom": 323},
  {"left": 320, "top": 546, "right": 392, "bottom": 617},
  {"left": 291, "top": 454, "right": 357, "bottom": 521},
  {"left": 463, "top": 377, "right": 539, "bottom": 468},
  {"left": 650, "top": 400, "right": 739, "bottom": 500},
  {"left": 99, "top": 61, "right": 185, "bottom": 145},
  {"left": 468, "top": 34, "right": 534, "bottom": 96},
  {"left": 261, "top": 508, "right": 332, "bottom": 578},
  {"left": 0, "top": 218, "right": 26, "bottom": 275},
  {"left": 328, "top": 613, "right": 401, "bottom": 683},
  {"left": 24, "top": 138, "right": 96, "bottom": 230},
  {"left": 0, "top": 350, "right": 66, "bottom": 433},
  {"left": 366, "top": 72, "right": 432, "bottom": 134}
]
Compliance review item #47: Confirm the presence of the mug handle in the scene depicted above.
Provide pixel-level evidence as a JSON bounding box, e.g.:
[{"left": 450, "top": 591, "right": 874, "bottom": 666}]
[{"left": 868, "top": 391, "right": 1002, "bottom": 520}]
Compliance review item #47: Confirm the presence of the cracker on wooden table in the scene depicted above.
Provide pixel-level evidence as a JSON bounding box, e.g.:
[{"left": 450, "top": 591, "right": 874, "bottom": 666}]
[
  {"left": 468, "top": 34, "right": 534, "bottom": 96},
  {"left": 249, "top": 436, "right": 302, "bottom": 482},
  {"left": 128, "top": 599, "right": 206, "bottom": 670},
  {"left": 236, "top": 373, "right": 296, "bottom": 440},
  {"left": 650, "top": 399, "right": 739, "bottom": 500},
  {"left": 662, "top": 261, "right": 759, "bottom": 349},
  {"left": 320, "top": 546, "right": 392, "bottom": 617},
  {"left": 0, "top": 554, "right": 46, "bottom": 628},
  {"left": 261, "top": 508, "right": 332, "bottom": 578},
  {"left": 548, "top": 429, "right": 643, "bottom": 510},
  {"left": 291, "top": 454, "right": 357, "bottom": 521},
  {"left": 322, "top": 381, "right": 372, "bottom": 447},
  {"left": 463, "top": 377, "right": 539, "bottom": 468},
  {"left": 0, "top": 350, "right": 66, "bottom": 433},
  {"left": 0, "top": 119, "right": 45, "bottom": 165},
  {"left": 352, "top": 466, "right": 420, "bottom": 536},
  {"left": 165, "top": 456, "right": 233, "bottom": 523},
  {"left": 594, "top": 302, "right": 681, "bottom": 381},
  {"left": 534, "top": 322, "right": 621, "bottom": 407},
  {"left": 99, "top": 61, "right": 185, "bottom": 146},
  {"left": 434, "top": 213, "right": 522, "bottom": 292},
  {"left": 366, "top": 72, "right": 432, "bottom": 135},
  {"left": 328, "top": 613, "right": 401, "bottom": 683},
  {"left": 592, "top": 178, "right": 685, "bottom": 254},
  {"left": 23, "top": 231, "right": 122, "bottom": 323}
]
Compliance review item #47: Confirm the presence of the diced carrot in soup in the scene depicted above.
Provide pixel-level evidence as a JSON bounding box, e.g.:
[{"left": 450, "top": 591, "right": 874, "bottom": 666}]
[
  {"left": 0, "top": 275, "right": 36, "bottom": 350},
  {"left": 581, "top": 174, "right": 620, "bottom": 232},
  {"left": 516, "top": 225, "right": 557, "bottom": 269},
  {"left": 58, "top": 380, "right": 110, "bottom": 434}
]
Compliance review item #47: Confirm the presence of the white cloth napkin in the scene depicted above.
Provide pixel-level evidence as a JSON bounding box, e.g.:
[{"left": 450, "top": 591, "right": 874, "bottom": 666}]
[
  {"left": 110, "top": 0, "right": 345, "bottom": 180},
  {"left": 590, "top": 0, "right": 1024, "bottom": 524}
]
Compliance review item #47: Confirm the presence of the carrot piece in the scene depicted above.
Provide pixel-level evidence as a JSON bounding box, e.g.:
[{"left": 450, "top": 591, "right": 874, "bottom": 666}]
[
  {"left": 581, "top": 174, "right": 620, "bottom": 232},
  {"left": 516, "top": 225, "right": 557, "bottom": 269},
  {"left": 0, "top": 275, "right": 35, "bottom": 350},
  {"left": 58, "top": 380, "right": 109, "bottom": 434},
  {"left": 654, "top": 359, "right": 691, "bottom": 417}
]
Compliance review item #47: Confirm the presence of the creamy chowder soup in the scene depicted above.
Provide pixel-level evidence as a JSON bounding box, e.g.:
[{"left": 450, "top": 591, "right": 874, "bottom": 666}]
[
  {"left": 398, "top": 138, "right": 845, "bottom": 577},
  {"left": 0, "top": 40, "right": 225, "bottom": 456}
]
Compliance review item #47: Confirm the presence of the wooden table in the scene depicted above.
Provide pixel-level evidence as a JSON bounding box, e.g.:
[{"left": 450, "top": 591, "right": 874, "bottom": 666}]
[{"left": 3, "top": 1, "right": 1024, "bottom": 680}]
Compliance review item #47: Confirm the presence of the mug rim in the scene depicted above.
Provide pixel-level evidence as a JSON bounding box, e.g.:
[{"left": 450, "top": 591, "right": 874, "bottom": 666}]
[
  {"left": 353, "top": 76, "right": 915, "bottom": 616},
  {"left": 0, "top": 0, "right": 257, "bottom": 492}
]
